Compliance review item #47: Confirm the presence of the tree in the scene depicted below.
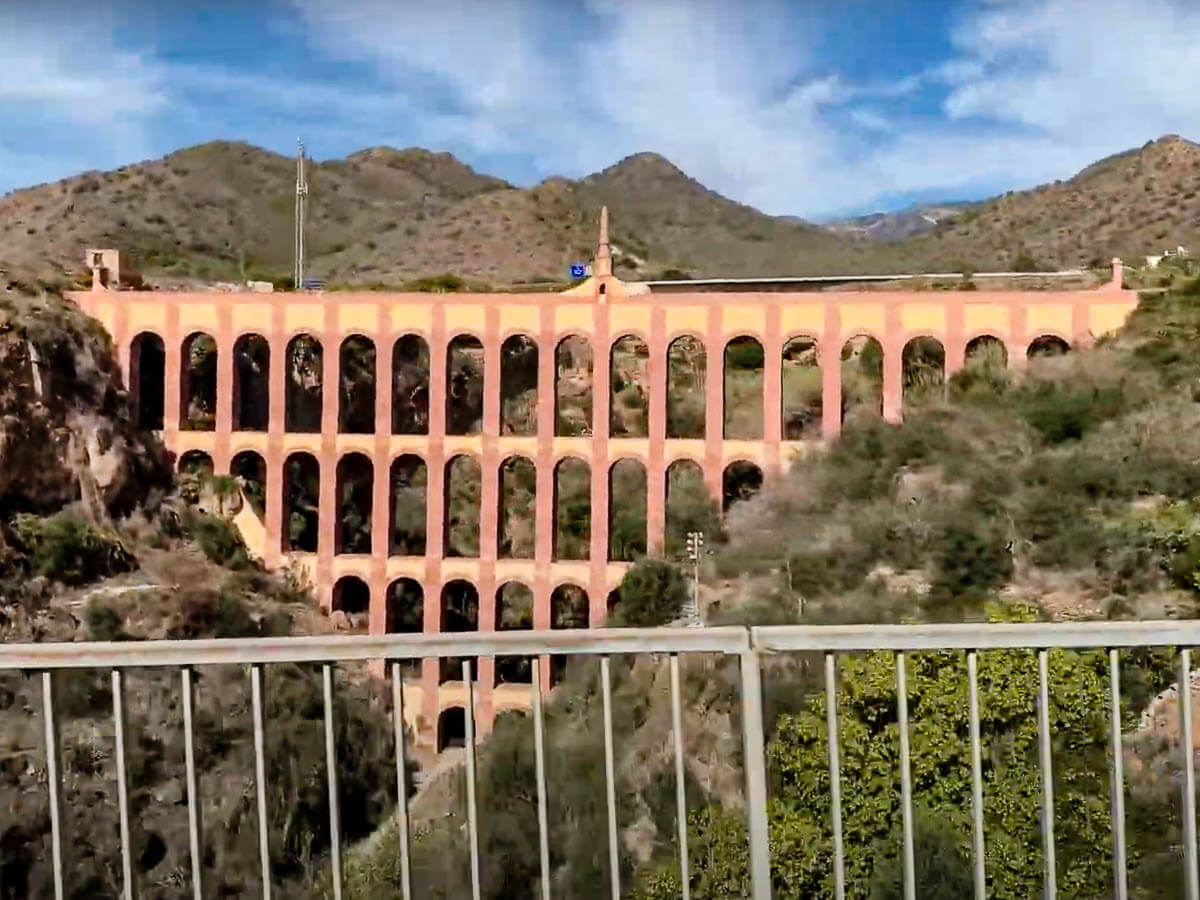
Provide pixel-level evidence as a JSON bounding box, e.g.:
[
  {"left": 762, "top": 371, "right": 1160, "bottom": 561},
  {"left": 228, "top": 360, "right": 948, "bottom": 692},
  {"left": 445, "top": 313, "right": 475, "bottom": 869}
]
[{"left": 610, "top": 559, "right": 689, "bottom": 626}]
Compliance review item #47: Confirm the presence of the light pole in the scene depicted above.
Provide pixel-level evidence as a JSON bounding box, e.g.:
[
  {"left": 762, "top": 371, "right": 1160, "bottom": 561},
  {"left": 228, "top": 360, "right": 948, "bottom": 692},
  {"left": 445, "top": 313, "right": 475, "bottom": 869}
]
[{"left": 685, "top": 531, "right": 704, "bottom": 626}]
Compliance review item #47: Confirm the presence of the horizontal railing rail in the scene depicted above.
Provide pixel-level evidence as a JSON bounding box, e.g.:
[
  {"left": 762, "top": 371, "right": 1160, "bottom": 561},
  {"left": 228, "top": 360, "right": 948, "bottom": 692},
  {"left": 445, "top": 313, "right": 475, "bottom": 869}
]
[{"left": 13, "top": 619, "right": 1200, "bottom": 900}]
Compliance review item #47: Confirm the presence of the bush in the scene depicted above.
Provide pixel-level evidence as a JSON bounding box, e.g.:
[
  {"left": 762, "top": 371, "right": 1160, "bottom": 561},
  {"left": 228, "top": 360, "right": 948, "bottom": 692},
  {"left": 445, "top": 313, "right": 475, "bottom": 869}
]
[
  {"left": 927, "top": 522, "right": 1013, "bottom": 614},
  {"left": 84, "top": 598, "right": 125, "bottom": 641},
  {"left": 610, "top": 559, "right": 690, "bottom": 626},
  {"left": 185, "top": 509, "right": 251, "bottom": 569},
  {"left": 11, "top": 512, "right": 135, "bottom": 585},
  {"left": 1014, "top": 380, "right": 1127, "bottom": 443}
]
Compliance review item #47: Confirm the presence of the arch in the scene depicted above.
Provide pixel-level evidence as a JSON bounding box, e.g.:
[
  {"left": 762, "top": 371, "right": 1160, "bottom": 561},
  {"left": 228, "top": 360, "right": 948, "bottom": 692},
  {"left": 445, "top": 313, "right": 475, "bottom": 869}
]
[
  {"left": 338, "top": 335, "right": 376, "bottom": 434},
  {"left": 555, "top": 334, "right": 593, "bottom": 436},
  {"left": 554, "top": 456, "right": 591, "bottom": 560},
  {"left": 437, "top": 707, "right": 467, "bottom": 752},
  {"left": 965, "top": 334, "right": 1009, "bottom": 368},
  {"left": 667, "top": 334, "right": 706, "bottom": 439},
  {"left": 440, "top": 579, "right": 479, "bottom": 683},
  {"left": 609, "top": 457, "right": 647, "bottom": 562},
  {"left": 231, "top": 450, "right": 266, "bottom": 518},
  {"left": 723, "top": 460, "right": 763, "bottom": 513},
  {"left": 724, "top": 335, "right": 764, "bottom": 439},
  {"left": 902, "top": 336, "right": 945, "bottom": 407},
  {"left": 666, "top": 459, "right": 719, "bottom": 557},
  {"left": 498, "top": 455, "right": 536, "bottom": 559},
  {"left": 840, "top": 335, "right": 883, "bottom": 424},
  {"left": 389, "top": 454, "right": 427, "bottom": 556},
  {"left": 550, "top": 583, "right": 589, "bottom": 683},
  {"left": 781, "top": 335, "right": 821, "bottom": 440},
  {"left": 500, "top": 334, "right": 538, "bottom": 436},
  {"left": 446, "top": 334, "right": 484, "bottom": 435},
  {"left": 609, "top": 334, "right": 649, "bottom": 438},
  {"left": 335, "top": 453, "right": 373, "bottom": 554},
  {"left": 392, "top": 334, "right": 430, "bottom": 435},
  {"left": 495, "top": 581, "right": 533, "bottom": 684},
  {"left": 129, "top": 332, "right": 165, "bottom": 430},
  {"left": 387, "top": 577, "right": 423, "bottom": 675},
  {"left": 285, "top": 334, "right": 323, "bottom": 433},
  {"left": 1027, "top": 335, "right": 1070, "bottom": 359},
  {"left": 180, "top": 332, "right": 217, "bottom": 431},
  {"left": 332, "top": 576, "right": 369, "bottom": 620},
  {"left": 178, "top": 450, "right": 213, "bottom": 479},
  {"left": 233, "top": 333, "right": 270, "bottom": 431},
  {"left": 444, "top": 454, "right": 481, "bottom": 558},
  {"left": 282, "top": 452, "right": 320, "bottom": 552}
]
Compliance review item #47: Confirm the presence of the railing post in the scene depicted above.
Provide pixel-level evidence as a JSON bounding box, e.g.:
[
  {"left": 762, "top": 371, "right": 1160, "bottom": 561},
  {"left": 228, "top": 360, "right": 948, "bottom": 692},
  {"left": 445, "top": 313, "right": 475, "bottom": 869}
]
[
  {"left": 740, "top": 650, "right": 771, "bottom": 899},
  {"left": 41, "top": 671, "right": 66, "bottom": 900}
]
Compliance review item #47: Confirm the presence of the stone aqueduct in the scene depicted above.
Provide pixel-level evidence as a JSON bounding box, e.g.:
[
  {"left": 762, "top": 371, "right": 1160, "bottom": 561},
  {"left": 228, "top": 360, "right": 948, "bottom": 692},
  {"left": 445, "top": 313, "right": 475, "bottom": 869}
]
[{"left": 68, "top": 216, "right": 1138, "bottom": 748}]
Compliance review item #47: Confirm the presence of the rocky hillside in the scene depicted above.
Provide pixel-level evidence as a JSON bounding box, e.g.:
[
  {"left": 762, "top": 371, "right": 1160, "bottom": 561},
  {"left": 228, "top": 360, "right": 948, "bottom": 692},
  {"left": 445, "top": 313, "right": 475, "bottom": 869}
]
[
  {"left": 900, "top": 134, "right": 1200, "bottom": 271},
  {"left": 2, "top": 134, "right": 1198, "bottom": 289},
  {"left": 0, "top": 285, "right": 401, "bottom": 898}
]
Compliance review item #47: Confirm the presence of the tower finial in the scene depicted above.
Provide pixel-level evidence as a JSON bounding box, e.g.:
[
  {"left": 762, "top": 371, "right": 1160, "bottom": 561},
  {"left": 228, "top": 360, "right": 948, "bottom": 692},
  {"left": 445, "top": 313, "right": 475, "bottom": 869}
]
[{"left": 594, "top": 206, "right": 612, "bottom": 277}]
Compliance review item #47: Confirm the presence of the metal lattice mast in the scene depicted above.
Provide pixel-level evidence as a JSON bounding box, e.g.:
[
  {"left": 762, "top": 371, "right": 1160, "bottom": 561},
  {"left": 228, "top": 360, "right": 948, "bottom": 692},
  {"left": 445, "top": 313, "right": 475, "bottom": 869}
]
[{"left": 293, "top": 138, "right": 308, "bottom": 288}]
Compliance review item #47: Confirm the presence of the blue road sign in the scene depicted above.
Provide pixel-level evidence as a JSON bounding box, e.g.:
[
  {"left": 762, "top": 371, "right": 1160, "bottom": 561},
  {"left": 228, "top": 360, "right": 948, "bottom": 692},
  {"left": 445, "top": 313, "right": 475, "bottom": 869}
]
[{"left": 569, "top": 263, "right": 586, "bottom": 278}]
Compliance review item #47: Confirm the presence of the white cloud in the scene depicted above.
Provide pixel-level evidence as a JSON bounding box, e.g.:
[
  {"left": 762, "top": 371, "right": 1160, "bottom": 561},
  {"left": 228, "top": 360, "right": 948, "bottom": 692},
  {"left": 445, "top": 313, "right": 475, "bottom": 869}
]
[{"left": 0, "top": 7, "right": 168, "bottom": 191}]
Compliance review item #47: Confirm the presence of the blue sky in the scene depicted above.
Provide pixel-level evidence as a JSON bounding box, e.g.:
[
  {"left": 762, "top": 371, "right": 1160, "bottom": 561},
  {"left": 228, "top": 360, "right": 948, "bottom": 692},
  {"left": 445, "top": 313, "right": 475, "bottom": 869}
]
[{"left": 3, "top": 0, "right": 1199, "bottom": 219}]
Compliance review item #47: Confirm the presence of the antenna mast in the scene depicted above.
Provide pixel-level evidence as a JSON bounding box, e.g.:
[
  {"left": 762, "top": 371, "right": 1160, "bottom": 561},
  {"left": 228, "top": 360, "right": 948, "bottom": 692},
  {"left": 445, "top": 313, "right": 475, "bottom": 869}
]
[{"left": 293, "top": 138, "right": 308, "bottom": 288}]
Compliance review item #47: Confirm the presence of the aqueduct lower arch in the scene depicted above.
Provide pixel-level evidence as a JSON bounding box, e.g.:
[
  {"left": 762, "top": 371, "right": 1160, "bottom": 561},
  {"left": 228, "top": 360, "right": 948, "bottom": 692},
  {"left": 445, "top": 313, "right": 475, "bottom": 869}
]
[{"left": 70, "top": 216, "right": 1137, "bottom": 748}]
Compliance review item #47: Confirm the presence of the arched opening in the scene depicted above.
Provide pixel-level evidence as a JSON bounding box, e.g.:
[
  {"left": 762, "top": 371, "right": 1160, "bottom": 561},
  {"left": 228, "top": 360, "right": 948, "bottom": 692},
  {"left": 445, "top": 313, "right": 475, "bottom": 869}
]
[
  {"left": 446, "top": 335, "right": 484, "bottom": 435},
  {"left": 285, "top": 334, "right": 323, "bottom": 433},
  {"left": 389, "top": 455, "right": 427, "bottom": 556},
  {"left": 840, "top": 335, "right": 883, "bottom": 424},
  {"left": 606, "top": 588, "right": 622, "bottom": 623},
  {"left": 724, "top": 336, "right": 764, "bottom": 439},
  {"left": 1027, "top": 335, "right": 1070, "bottom": 359},
  {"left": 666, "top": 459, "right": 720, "bottom": 558},
  {"left": 782, "top": 335, "right": 821, "bottom": 440},
  {"left": 233, "top": 334, "right": 269, "bottom": 431},
  {"left": 231, "top": 450, "right": 266, "bottom": 518},
  {"left": 495, "top": 581, "right": 533, "bottom": 684},
  {"left": 555, "top": 335, "right": 593, "bottom": 436},
  {"left": 392, "top": 334, "right": 430, "bottom": 435},
  {"left": 335, "top": 453, "right": 373, "bottom": 554},
  {"left": 610, "top": 334, "right": 649, "bottom": 438},
  {"left": 440, "top": 580, "right": 479, "bottom": 682},
  {"left": 553, "top": 457, "right": 591, "bottom": 560},
  {"left": 667, "top": 335, "right": 706, "bottom": 439},
  {"left": 609, "top": 458, "right": 647, "bottom": 562},
  {"left": 129, "top": 332, "right": 165, "bottom": 430},
  {"left": 437, "top": 707, "right": 467, "bottom": 752},
  {"left": 338, "top": 335, "right": 376, "bottom": 434},
  {"left": 387, "top": 578, "right": 423, "bottom": 675},
  {"left": 444, "top": 455, "right": 481, "bottom": 558},
  {"left": 966, "top": 335, "right": 1009, "bottom": 369},
  {"left": 551, "top": 583, "right": 589, "bottom": 683},
  {"left": 902, "top": 337, "right": 946, "bottom": 407},
  {"left": 723, "top": 461, "right": 764, "bottom": 513},
  {"left": 332, "top": 576, "right": 370, "bottom": 621},
  {"left": 283, "top": 452, "right": 320, "bottom": 552},
  {"left": 180, "top": 332, "right": 217, "bottom": 431},
  {"left": 500, "top": 335, "right": 538, "bottom": 436},
  {"left": 178, "top": 450, "right": 213, "bottom": 480},
  {"left": 498, "top": 456, "right": 536, "bottom": 558}
]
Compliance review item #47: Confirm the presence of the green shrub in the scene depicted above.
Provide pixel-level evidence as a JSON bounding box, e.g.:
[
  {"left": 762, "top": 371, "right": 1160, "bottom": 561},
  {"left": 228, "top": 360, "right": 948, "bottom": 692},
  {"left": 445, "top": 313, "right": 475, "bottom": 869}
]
[
  {"left": 1015, "top": 380, "right": 1127, "bottom": 443},
  {"left": 185, "top": 509, "right": 251, "bottom": 569},
  {"left": 11, "top": 512, "right": 135, "bottom": 585},
  {"left": 84, "top": 598, "right": 125, "bottom": 641},
  {"left": 610, "top": 559, "right": 689, "bottom": 626}
]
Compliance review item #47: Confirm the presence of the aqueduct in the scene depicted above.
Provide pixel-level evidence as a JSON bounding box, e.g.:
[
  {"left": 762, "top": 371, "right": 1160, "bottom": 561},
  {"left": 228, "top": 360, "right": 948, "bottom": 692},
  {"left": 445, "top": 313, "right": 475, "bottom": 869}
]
[{"left": 68, "top": 212, "right": 1138, "bottom": 748}]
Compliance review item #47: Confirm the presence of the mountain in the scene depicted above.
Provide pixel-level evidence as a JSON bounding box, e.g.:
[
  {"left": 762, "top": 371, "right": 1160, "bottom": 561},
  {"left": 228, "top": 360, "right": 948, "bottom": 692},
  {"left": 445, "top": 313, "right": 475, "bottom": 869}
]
[
  {"left": 1, "top": 135, "right": 1199, "bottom": 290},
  {"left": 822, "top": 202, "right": 976, "bottom": 242}
]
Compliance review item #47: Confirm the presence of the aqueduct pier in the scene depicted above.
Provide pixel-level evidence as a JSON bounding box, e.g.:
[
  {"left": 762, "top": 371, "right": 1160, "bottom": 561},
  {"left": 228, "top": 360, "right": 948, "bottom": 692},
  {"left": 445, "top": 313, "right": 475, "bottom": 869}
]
[{"left": 68, "top": 217, "right": 1138, "bottom": 748}]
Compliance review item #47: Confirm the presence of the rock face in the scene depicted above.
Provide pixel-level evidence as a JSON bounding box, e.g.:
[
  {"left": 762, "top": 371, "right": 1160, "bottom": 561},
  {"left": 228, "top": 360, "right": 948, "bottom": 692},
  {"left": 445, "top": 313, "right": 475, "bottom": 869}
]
[{"left": 0, "top": 289, "right": 170, "bottom": 519}]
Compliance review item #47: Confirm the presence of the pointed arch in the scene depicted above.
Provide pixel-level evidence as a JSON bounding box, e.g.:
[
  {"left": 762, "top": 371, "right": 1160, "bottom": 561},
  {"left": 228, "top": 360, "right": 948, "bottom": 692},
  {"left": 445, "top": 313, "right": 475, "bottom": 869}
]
[
  {"left": 233, "top": 333, "right": 270, "bottom": 431},
  {"left": 667, "top": 334, "right": 706, "bottom": 439},
  {"left": 610, "top": 334, "right": 649, "bottom": 437},
  {"left": 282, "top": 452, "right": 320, "bottom": 552},
  {"left": 609, "top": 457, "right": 647, "bottom": 561},
  {"left": 335, "top": 453, "right": 373, "bottom": 554},
  {"left": 129, "top": 332, "right": 165, "bottom": 430},
  {"left": 781, "top": 335, "right": 821, "bottom": 440},
  {"left": 180, "top": 332, "right": 217, "bottom": 431},
  {"left": 498, "top": 455, "right": 536, "bottom": 559},
  {"left": 554, "top": 456, "right": 591, "bottom": 560},
  {"left": 555, "top": 334, "right": 593, "bottom": 436},
  {"left": 389, "top": 454, "right": 427, "bottom": 556},
  {"left": 285, "top": 334, "right": 323, "bottom": 433},
  {"left": 724, "top": 335, "right": 764, "bottom": 439},
  {"left": 444, "top": 454, "right": 481, "bottom": 558},
  {"left": 447, "top": 335, "right": 484, "bottom": 435},
  {"left": 902, "top": 336, "right": 945, "bottom": 407},
  {"left": 231, "top": 450, "right": 267, "bottom": 518},
  {"left": 840, "top": 335, "right": 883, "bottom": 424},
  {"left": 339, "top": 335, "right": 377, "bottom": 434},
  {"left": 392, "top": 334, "right": 430, "bottom": 435},
  {"left": 500, "top": 334, "right": 538, "bottom": 435}
]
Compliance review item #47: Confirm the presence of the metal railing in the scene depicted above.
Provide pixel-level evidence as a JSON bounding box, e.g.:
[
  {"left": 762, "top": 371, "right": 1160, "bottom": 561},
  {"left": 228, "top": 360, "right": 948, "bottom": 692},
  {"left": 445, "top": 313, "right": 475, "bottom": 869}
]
[{"left": 7, "top": 619, "right": 1200, "bottom": 900}]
